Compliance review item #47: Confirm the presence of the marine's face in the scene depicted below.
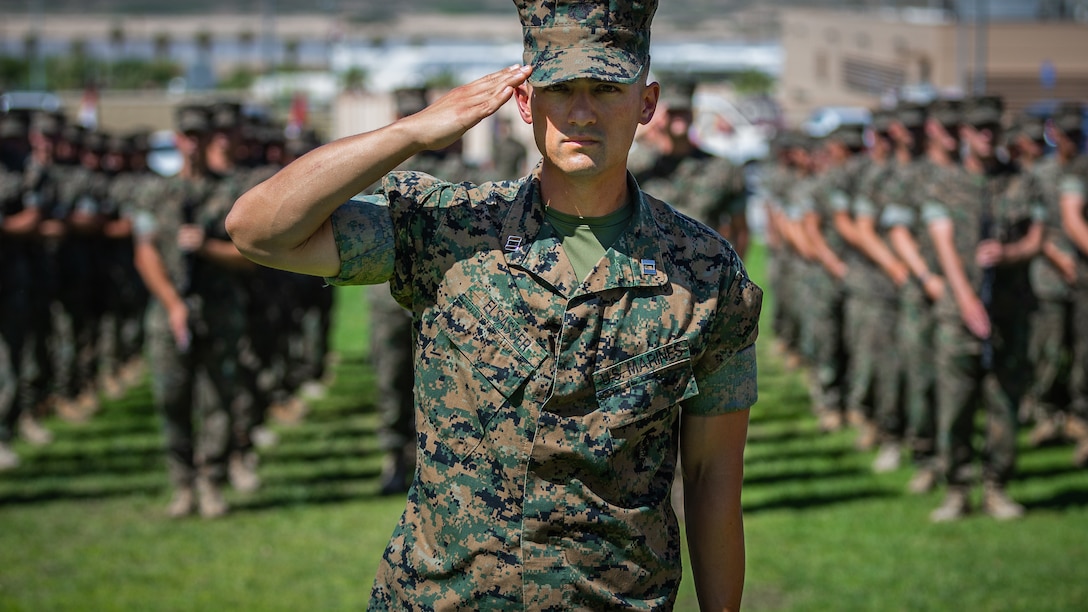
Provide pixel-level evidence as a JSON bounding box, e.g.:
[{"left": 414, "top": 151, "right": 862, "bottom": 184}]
[
  {"left": 517, "top": 77, "right": 658, "bottom": 180},
  {"left": 666, "top": 107, "right": 694, "bottom": 141},
  {"left": 961, "top": 123, "right": 997, "bottom": 160}
]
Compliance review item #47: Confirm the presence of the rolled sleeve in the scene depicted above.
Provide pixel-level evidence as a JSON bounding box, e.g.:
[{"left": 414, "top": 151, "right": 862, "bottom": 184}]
[
  {"left": 880, "top": 203, "right": 915, "bottom": 228},
  {"left": 921, "top": 200, "right": 949, "bottom": 225},
  {"left": 131, "top": 209, "right": 156, "bottom": 240},
  {"left": 323, "top": 195, "right": 397, "bottom": 287},
  {"left": 1061, "top": 175, "right": 1085, "bottom": 199},
  {"left": 684, "top": 344, "right": 757, "bottom": 416}
]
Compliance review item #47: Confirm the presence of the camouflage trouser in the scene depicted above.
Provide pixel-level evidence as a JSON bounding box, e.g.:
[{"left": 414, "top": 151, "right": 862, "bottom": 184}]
[
  {"left": 802, "top": 268, "right": 847, "bottom": 415},
  {"left": 1070, "top": 285, "right": 1088, "bottom": 422},
  {"left": 767, "top": 245, "right": 784, "bottom": 338},
  {"left": 0, "top": 270, "right": 29, "bottom": 443},
  {"left": 145, "top": 303, "right": 237, "bottom": 488},
  {"left": 845, "top": 292, "right": 902, "bottom": 439},
  {"left": 935, "top": 311, "right": 1030, "bottom": 488},
  {"left": 1024, "top": 298, "right": 1073, "bottom": 419},
  {"left": 900, "top": 283, "right": 938, "bottom": 465},
  {"left": 97, "top": 240, "right": 147, "bottom": 380},
  {"left": 369, "top": 285, "right": 415, "bottom": 455}
]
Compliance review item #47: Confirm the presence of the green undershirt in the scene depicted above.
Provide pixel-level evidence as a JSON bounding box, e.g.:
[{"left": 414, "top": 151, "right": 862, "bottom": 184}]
[{"left": 542, "top": 202, "right": 634, "bottom": 282}]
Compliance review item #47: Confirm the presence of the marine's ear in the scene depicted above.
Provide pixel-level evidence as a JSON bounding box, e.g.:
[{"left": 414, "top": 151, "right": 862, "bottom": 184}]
[{"left": 515, "top": 84, "right": 533, "bottom": 125}]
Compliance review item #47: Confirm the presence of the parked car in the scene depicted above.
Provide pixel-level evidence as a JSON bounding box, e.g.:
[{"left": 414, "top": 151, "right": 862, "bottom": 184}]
[
  {"left": 691, "top": 92, "right": 776, "bottom": 166},
  {"left": 0, "top": 90, "right": 63, "bottom": 115},
  {"left": 802, "top": 106, "right": 871, "bottom": 138}
]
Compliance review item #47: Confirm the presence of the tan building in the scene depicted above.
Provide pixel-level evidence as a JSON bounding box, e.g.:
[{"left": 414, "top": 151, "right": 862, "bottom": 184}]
[{"left": 779, "top": 7, "right": 1088, "bottom": 125}]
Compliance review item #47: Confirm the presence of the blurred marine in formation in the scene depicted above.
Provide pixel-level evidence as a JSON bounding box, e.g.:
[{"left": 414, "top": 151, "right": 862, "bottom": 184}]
[{"left": 759, "top": 93, "right": 1088, "bottom": 521}]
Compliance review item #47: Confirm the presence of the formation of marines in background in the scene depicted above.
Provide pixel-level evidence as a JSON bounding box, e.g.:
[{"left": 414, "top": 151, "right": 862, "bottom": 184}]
[
  {"left": 2, "top": 77, "right": 1086, "bottom": 524},
  {"left": 0, "top": 99, "right": 334, "bottom": 518},
  {"left": 761, "top": 95, "right": 1088, "bottom": 521}
]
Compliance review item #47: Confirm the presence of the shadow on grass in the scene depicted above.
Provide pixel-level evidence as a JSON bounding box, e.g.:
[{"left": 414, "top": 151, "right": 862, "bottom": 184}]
[
  {"left": 233, "top": 488, "right": 387, "bottom": 513},
  {"left": 743, "top": 487, "right": 898, "bottom": 513},
  {"left": 0, "top": 480, "right": 164, "bottom": 505},
  {"left": 745, "top": 446, "right": 854, "bottom": 464},
  {"left": 744, "top": 466, "right": 866, "bottom": 486},
  {"left": 1023, "top": 486, "right": 1088, "bottom": 510},
  {"left": 745, "top": 427, "right": 826, "bottom": 445}
]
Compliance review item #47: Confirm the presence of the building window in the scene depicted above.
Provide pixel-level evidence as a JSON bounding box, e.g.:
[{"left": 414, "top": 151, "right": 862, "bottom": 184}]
[
  {"left": 816, "top": 52, "right": 829, "bottom": 81},
  {"left": 843, "top": 56, "right": 906, "bottom": 95}
]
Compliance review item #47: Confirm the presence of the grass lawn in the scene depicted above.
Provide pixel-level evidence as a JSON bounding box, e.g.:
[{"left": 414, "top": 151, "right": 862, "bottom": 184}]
[{"left": 1, "top": 243, "right": 1087, "bottom": 611}]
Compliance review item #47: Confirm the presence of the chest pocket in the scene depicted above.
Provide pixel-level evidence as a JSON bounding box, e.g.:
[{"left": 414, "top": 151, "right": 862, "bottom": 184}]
[
  {"left": 419, "top": 289, "right": 547, "bottom": 464},
  {"left": 590, "top": 340, "right": 698, "bottom": 499}
]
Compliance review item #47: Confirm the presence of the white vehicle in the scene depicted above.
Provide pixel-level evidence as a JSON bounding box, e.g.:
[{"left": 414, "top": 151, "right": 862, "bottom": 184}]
[
  {"left": 802, "top": 106, "right": 871, "bottom": 138},
  {"left": 691, "top": 92, "right": 775, "bottom": 166},
  {"left": 0, "top": 91, "right": 63, "bottom": 114}
]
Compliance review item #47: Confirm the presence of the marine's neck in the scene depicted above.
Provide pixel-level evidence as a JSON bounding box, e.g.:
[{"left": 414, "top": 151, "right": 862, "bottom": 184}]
[{"left": 539, "top": 164, "right": 630, "bottom": 219}]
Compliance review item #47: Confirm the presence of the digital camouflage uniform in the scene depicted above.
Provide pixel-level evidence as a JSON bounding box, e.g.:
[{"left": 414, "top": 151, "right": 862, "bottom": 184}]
[
  {"left": 882, "top": 158, "right": 942, "bottom": 467},
  {"left": 632, "top": 147, "right": 746, "bottom": 236},
  {"left": 759, "top": 158, "right": 797, "bottom": 351},
  {"left": 1067, "top": 155, "right": 1088, "bottom": 438},
  {"left": 368, "top": 148, "right": 479, "bottom": 493},
  {"left": 922, "top": 161, "right": 1045, "bottom": 489},
  {"left": 784, "top": 170, "right": 819, "bottom": 370},
  {"left": 52, "top": 155, "right": 105, "bottom": 406},
  {"left": 132, "top": 173, "right": 245, "bottom": 490},
  {"left": 99, "top": 140, "right": 152, "bottom": 389},
  {"left": 19, "top": 151, "right": 68, "bottom": 417},
  {"left": 847, "top": 156, "right": 903, "bottom": 440},
  {"left": 801, "top": 153, "right": 863, "bottom": 418},
  {"left": 1024, "top": 154, "right": 1080, "bottom": 424},
  {"left": 326, "top": 165, "right": 761, "bottom": 610},
  {"left": 0, "top": 160, "right": 25, "bottom": 445}
]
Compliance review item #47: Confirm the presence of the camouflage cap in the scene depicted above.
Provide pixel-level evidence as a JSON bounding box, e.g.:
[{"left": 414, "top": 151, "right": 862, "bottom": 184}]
[
  {"left": 60, "top": 123, "right": 87, "bottom": 146},
  {"left": 30, "top": 111, "right": 65, "bottom": 137},
  {"left": 516, "top": 0, "right": 657, "bottom": 86},
  {"left": 1010, "top": 114, "right": 1046, "bottom": 142},
  {"left": 1052, "top": 101, "right": 1084, "bottom": 134},
  {"left": 827, "top": 123, "right": 865, "bottom": 150},
  {"left": 659, "top": 77, "right": 696, "bottom": 111},
  {"left": 963, "top": 95, "right": 1004, "bottom": 128},
  {"left": 870, "top": 108, "right": 895, "bottom": 134},
  {"left": 84, "top": 130, "right": 109, "bottom": 154},
  {"left": 0, "top": 113, "right": 27, "bottom": 139},
  {"left": 927, "top": 98, "right": 962, "bottom": 129},
  {"left": 126, "top": 128, "right": 151, "bottom": 153},
  {"left": 106, "top": 133, "right": 132, "bottom": 155},
  {"left": 176, "top": 104, "right": 211, "bottom": 134},
  {"left": 893, "top": 101, "right": 927, "bottom": 129},
  {"left": 209, "top": 100, "right": 244, "bottom": 132}
]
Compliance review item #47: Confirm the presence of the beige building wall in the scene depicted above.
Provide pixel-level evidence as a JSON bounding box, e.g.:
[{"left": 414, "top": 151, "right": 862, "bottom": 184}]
[{"left": 780, "top": 9, "right": 1088, "bottom": 126}]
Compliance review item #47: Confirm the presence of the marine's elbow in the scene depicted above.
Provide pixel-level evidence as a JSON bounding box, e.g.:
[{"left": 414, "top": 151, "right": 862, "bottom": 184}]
[{"left": 225, "top": 191, "right": 261, "bottom": 257}]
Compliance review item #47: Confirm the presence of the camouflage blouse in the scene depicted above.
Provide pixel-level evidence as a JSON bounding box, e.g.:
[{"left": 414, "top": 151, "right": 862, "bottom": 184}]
[
  {"left": 327, "top": 165, "right": 762, "bottom": 610},
  {"left": 921, "top": 161, "right": 1046, "bottom": 320}
]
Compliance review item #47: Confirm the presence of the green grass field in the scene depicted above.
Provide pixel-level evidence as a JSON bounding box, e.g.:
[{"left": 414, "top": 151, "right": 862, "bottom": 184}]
[{"left": 2, "top": 244, "right": 1087, "bottom": 611}]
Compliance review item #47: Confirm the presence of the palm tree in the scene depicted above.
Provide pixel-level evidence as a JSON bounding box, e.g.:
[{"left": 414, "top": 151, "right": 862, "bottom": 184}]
[
  {"left": 196, "top": 30, "right": 214, "bottom": 56},
  {"left": 284, "top": 38, "right": 301, "bottom": 70},
  {"left": 239, "top": 28, "right": 257, "bottom": 69},
  {"left": 109, "top": 21, "right": 126, "bottom": 58}
]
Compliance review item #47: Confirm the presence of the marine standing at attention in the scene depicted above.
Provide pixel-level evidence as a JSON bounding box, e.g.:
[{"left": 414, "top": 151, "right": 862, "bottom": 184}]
[{"left": 227, "top": 1, "right": 762, "bottom": 609}]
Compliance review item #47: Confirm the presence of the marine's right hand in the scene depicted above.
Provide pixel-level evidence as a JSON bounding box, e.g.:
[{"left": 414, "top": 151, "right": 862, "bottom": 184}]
[
  {"left": 399, "top": 64, "right": 533, "bottom": 153},
  {"left": 168, "top": 301, "right": 191, "bottom": 352}
]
